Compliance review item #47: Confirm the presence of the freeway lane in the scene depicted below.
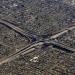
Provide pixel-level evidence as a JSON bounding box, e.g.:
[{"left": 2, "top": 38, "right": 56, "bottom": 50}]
[
  {"left": 0, "top": 40, "right": 75, "bottom": 65},
  {"left": 0, "top": 19, "right": 75, "bottom": 41},
  {"left": 0, "top": 41, "right": 44, "bottom": 65},
  {"left": 50, "top": 25, "right": 75, "bottom": 39},
  {"left": 0, "top": 19, "right": 31, "bottom": 42}
]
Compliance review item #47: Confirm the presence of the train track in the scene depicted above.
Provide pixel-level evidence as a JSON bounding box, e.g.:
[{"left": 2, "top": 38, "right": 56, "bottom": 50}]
[{"left": 0, "top": 19, "right": 75, "bottom": 65}]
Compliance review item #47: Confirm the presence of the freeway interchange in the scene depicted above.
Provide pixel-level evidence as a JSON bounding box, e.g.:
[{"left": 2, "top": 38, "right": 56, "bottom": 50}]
[{"left": 0, "top": 19, "right": 75, "bottom": 65}]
